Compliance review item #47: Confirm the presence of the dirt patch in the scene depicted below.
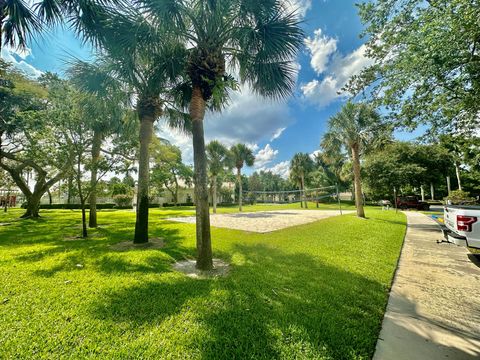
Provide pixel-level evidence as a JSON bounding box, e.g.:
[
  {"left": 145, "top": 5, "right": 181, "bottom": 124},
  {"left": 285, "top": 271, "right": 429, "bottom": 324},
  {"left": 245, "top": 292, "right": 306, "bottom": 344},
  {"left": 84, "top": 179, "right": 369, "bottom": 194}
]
[
  {"left": 110, "top": 237, "right": 165, "bottom": 251},
  {"left": 173, "top": 259, "right": 230, "bottom": 278},
  {"left": 167, "top": 209, "right": 353, "bottom": 233},
  {"left": 63, "top": 232, "right": 105, "bottom": 241}
]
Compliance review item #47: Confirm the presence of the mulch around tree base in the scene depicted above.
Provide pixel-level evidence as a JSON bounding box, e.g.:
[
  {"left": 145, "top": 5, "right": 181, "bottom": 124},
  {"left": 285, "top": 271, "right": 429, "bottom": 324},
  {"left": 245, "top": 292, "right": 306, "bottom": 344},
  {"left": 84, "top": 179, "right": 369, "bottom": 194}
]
[
  {"left": 173, "top": 259, "right": 230, "bottom": 278},
  {"left": 110, "top": 237, "right": 165, "bottom": 251}
]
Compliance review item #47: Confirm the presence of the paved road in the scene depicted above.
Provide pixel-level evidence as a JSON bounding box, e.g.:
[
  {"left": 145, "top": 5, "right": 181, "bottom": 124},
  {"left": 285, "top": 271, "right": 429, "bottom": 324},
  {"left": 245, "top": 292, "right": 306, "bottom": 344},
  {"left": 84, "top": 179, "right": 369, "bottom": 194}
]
[{"left": 374, "top": 211, "right": 480, "bottom": 360}]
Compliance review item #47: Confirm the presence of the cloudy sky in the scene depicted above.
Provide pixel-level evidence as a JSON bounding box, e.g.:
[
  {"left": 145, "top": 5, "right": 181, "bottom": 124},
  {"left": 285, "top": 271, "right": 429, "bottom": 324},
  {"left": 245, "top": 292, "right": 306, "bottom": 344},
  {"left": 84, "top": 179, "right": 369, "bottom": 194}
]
[{"left": 2, "top": 0, "right": 419, "bottom": 179}]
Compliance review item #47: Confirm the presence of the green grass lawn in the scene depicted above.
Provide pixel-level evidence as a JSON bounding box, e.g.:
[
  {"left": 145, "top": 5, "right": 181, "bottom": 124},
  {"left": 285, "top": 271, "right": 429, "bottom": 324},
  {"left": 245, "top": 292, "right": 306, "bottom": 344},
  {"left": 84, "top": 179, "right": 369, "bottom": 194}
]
[{"left": 0, "top": 205, "right": 405, "bottom": 359}]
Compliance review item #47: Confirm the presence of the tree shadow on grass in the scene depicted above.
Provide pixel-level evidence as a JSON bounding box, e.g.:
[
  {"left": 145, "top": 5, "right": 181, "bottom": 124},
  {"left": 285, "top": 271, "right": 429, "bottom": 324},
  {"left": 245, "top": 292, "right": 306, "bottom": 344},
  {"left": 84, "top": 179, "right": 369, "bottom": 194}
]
[
  {"left": 91, "top": 276, "right": 213, "bottom": 325},
  {"left": 87, "top": 243, "right": 390, "bottom": 359},
  {"left": 8, "top": 218, "right": 193, "bottom": 279}
]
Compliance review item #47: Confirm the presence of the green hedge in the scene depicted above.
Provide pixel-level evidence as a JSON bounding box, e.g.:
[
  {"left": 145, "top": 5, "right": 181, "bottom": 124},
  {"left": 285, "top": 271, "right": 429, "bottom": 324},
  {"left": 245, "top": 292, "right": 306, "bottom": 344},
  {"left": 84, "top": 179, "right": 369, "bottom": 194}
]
[
  {"left": 38, "top": 203, "right": 117, "bottom": 210},
  {"left": 162, "top": 202, "right": 194, "bottom": 207}
]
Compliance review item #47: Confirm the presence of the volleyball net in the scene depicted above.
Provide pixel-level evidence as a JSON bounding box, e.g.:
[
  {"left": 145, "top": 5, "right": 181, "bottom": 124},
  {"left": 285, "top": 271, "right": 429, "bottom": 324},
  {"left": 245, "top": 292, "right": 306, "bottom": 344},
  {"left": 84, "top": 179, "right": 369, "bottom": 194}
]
[{"left": 242, "top": 185, "right": 339, "bottom": 205}]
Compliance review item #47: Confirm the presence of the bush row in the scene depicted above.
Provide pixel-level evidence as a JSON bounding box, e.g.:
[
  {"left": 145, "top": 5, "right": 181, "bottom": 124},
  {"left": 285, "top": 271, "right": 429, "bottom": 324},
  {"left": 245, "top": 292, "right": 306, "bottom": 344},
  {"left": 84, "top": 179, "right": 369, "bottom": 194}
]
[{"left": 35, "top": 203, "right": 192, "bottom": 210}]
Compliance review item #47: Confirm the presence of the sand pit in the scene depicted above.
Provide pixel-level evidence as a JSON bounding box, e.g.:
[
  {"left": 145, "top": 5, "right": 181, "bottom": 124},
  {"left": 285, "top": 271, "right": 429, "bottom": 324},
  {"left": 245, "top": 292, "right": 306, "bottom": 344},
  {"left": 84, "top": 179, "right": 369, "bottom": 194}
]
[{"left": 167, "top": 209, "right": 353, "bottom": 233}]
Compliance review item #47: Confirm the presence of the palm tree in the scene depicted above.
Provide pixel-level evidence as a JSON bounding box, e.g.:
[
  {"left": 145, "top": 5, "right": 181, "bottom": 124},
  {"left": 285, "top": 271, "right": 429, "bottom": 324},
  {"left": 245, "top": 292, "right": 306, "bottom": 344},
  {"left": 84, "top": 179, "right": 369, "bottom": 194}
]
[
  {"left": 290, "top": 153, "right": 314, "bottom": 208},
  {"left": 0, "top": 0, "right": 39, "bottom": 52},
  {"left": 70, "top": 10, "right": 189, "bottom": 243},
  {"left": 230, "top": 144, "right": 255, "bottom": 212},
  {"left": 206, "top": 140, "right": 229, "bottom": 214},
  {"left": 322, "top": 102, "right": 382, "bottom": 218},
  {"left": 67, "top": 60, "right": 130, "bottom": 228},
  {"left": 136, "top": 0, "right": 303, "bottom": 270}
]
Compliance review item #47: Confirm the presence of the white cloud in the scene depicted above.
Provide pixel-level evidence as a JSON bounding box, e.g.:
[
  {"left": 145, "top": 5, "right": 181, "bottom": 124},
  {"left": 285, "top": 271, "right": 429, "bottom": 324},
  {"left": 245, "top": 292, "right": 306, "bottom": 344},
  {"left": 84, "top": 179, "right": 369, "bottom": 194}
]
[
  {"left": 157, "top": 124, "right": 193, "bottom": 163},
  {"left": 284, "top": 0, "right": 312, "bottom": 18},
  {"left": 270, "top": 127, "right": 286, "bottom": 141},
  {"left": 254, "top": 144, "right": 279, "bottom": 168},
  {"left": 310, "top": 150, "right": 320, "bottom": 160},
  {"left": 302, "top": 32, "right": 374, "bottom": 108},
  {"left": 304, "top": 29, "right": 337, "bottom": 74},
  {"left": 203, "top": 83, "right": 293, "bottom": 146},
  {"left": 1, "top": 47, "right": 43, "bottom": 78},
  {"left": 259, "top": 160, "right": 290, "bottom": 179}
]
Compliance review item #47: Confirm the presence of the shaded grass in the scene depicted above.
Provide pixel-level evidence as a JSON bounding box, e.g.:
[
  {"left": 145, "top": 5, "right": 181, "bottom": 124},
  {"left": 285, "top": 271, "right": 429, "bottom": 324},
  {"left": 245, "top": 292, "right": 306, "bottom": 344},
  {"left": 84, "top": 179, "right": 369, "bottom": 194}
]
[{"left": 0, "top": 206, "right": 405, "bottom": 359}]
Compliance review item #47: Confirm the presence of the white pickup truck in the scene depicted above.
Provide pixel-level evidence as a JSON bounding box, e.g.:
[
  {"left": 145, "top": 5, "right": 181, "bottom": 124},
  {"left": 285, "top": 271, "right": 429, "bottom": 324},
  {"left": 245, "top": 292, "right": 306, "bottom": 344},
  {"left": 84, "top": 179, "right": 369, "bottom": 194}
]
[{"left": 443, "top": 205, "right": 480, "bottom": 254}]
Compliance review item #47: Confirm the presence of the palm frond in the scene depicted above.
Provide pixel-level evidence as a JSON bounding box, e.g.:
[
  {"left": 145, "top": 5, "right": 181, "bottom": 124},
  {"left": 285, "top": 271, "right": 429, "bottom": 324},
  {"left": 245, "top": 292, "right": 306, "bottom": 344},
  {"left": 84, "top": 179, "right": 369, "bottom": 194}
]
[{"left": 3, "top": 0, "right": 40, "bottom": 49}]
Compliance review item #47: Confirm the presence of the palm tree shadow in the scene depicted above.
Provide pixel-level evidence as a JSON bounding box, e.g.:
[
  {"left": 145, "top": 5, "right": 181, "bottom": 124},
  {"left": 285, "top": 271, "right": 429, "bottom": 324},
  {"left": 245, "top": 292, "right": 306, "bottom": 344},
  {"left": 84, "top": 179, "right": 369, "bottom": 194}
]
[{"left": 86, "top": 243, "right": 390, "bottom": 359}]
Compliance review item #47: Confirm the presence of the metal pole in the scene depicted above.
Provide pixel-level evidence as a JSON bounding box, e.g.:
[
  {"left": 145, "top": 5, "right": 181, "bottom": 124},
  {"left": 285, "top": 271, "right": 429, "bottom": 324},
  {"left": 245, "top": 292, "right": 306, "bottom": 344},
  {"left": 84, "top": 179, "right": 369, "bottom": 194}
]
[{"left": 336, "top": 184, "right": 342, "bottom": 215}]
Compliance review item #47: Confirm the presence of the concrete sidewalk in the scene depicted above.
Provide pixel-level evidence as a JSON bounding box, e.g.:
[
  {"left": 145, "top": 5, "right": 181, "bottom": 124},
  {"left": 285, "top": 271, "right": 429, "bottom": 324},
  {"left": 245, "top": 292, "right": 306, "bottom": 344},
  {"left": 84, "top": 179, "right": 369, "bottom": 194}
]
[{"left": 374, "top": 212, "right": 480, "bottom": 360}]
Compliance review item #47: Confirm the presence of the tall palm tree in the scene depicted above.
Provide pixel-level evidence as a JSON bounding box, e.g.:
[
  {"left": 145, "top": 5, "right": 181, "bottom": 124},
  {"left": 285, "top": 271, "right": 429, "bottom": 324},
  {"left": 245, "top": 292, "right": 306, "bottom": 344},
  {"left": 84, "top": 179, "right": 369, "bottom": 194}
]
[
  {"left": 0, "top": 0, "right": 39, "bottom": 52},
  {"left": 206, "top": 140, "right": 229, "bottom": 214},
  {"left": 322, "top": 102, "right": 382, "bottom": 218},
  {"left": 230, "top": 143, "right": 255, "bottom": 212},
  {"left": 70, "top": 10, "right": 189, "bottom": 243},
  {"left": 137, "top": 0, "right": 303, "bottom": 270},
  {"left": 290, "top": 153, "right": 313, "bottom": 208},
  {"left": 67, "top": 60, "right": 130, "bottom": 228}
]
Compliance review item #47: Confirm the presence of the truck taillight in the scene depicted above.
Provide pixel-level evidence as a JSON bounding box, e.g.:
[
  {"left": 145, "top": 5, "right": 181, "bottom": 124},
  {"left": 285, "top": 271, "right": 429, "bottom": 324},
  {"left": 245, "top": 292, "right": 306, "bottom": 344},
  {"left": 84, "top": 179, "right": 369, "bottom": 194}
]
[{"left": 457, "top": 215, "right": 477, "bottom": 232}]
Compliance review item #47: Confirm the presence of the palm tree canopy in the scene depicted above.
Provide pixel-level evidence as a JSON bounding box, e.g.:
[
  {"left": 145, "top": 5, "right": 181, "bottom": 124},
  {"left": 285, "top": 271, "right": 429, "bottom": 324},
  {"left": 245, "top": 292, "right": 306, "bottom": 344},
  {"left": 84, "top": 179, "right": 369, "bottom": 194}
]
[
  {"left": 134, "top": 0, "right": 304, "bottom": 105},
  {"left": 66, "top": 60, "right": 132, "bottom": 134},
  {"left": 230, "top": 143, "right": 255, "bottom": 170},
  {"left": 290, "top": 152, "right": 313, "bottom": 180},
  {"left": 2, "top": 0, "right": 40, "bottom": 49},
  {"left": 67, "top": 8, "right": 191, "bottom": 131},
  {"left": 206, "top": 140, "right": 229, "bottom": 177},
  {"left": 321, "top": 101, "right": 384, "bottom": 154}
]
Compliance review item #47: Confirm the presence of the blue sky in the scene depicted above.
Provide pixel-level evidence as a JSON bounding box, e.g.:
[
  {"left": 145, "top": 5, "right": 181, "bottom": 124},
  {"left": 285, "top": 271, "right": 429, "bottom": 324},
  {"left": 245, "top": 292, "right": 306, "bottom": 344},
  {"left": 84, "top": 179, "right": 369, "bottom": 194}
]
[{"left": 2, "top": 0, "right": 421, "bottom": 178}]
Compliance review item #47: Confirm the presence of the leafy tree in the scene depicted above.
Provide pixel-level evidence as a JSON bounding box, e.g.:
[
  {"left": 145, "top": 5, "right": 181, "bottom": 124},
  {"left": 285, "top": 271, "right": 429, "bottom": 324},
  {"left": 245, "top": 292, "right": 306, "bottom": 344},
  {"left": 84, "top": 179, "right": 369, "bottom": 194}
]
[
  {"left": 289, "top": 153, "right": 314, "bottom": 208},
  {"left": 230, "top": 144, "right": 255, "bottom": 212},
  {"left": 347, "top": 0, "right": 480, "bottom": 133},
  {"left": 0, "top": 63, "right": 73, "bottom": 218},
  {"left": 150, "top": 138, "right": 193, "bottom": 206},
  {"left": 322, "top": 102, "right": 383, "bottom": 218},
  {"left": 206, "top": 140, "right": 230, "bottom": 213},
  {"left": 363, "top": 141, "right": 454, "bottom": 200}
]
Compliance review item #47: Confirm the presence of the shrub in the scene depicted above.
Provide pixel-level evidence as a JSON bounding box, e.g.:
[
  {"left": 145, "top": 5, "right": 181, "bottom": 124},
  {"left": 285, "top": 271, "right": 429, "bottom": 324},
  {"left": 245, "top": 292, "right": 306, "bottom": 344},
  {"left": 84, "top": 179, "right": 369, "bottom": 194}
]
[
  {"left": 445, "top": 190, "right": 476, "bottom": 205},
  {"left": 113, "top": 194, "right": 133, "bottom": 208}
]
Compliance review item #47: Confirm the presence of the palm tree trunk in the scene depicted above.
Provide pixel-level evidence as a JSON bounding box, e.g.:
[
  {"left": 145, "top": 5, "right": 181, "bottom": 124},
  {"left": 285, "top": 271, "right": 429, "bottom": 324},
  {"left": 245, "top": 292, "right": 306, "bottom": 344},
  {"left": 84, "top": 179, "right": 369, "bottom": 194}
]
[
  {"left": 237, "top": 168, "right": 243, "bottom": 212},
  {"left": 454, "top": 161, "right": 462, "bottom": 191},
  {"left": 134, "top": 115, "right": 154, "bottom": 244},
  {"left": 76, "top": 157, "right": 88, "bottom": 238},
  {"left": 89, "top": 130, "right": 102, "bottom": 228},
  {"left": 213, "top": 174, "right": 217, "bottom": 214},
  {"left": 351, "top": 144, "right": 365, "bottom": 218},
  {"left": 190, "top": 86, "right": 212, "bottom": 270}
]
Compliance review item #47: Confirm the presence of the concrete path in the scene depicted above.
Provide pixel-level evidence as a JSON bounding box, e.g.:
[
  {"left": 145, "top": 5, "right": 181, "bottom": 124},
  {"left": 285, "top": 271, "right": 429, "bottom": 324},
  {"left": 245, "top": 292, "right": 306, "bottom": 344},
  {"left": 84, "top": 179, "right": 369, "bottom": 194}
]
[
  {"left": 374, "top": 212, "right": 480, "bottom": 360},
  {"left": 166, "top": 209, "right": 353, "bottom": 233}
]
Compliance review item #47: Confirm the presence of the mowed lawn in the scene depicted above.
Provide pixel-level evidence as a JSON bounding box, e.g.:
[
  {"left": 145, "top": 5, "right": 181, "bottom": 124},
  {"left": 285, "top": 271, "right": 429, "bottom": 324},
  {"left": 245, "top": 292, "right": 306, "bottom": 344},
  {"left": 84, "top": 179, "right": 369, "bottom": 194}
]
[{"left": 0, "top": 205, "right": 406, "bottom": 359}]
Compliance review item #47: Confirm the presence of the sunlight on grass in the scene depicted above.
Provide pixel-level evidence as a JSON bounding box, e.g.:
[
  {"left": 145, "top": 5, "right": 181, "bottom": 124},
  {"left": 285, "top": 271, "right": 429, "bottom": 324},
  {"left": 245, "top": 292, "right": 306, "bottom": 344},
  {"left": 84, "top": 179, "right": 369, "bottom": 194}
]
[{"left": 0, "top": 206, "right": 405, "bottom": 359}]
